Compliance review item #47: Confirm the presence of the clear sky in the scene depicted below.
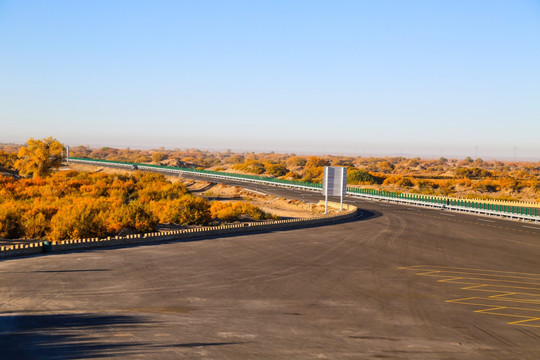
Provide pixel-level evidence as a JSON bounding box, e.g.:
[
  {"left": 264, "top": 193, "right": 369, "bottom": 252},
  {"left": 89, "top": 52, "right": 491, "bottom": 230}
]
[{"left": 1, "top": 0, "right": 539, "bottom": 159}]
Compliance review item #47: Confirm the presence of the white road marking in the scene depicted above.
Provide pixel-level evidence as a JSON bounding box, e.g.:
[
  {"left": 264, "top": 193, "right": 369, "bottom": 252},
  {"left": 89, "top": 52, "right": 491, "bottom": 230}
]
[
  {"left": 478, "top": 219, "right": 494, "bottom": 223},
  {"left": 441, "top": 213, "right": 455, "bottom": 217},
  {"left": 522, "top": 225, "right": 540, "bottom": 230}
]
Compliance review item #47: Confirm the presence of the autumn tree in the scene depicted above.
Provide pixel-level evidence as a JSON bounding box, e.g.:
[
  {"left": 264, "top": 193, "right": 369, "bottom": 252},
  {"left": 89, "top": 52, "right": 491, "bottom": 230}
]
[
  {"left": 14, "top": 137, "right": 65, "bottom": 178},
  {"left": 347, "top": 169, "right": 376, "bottom": 185},
  {"left": 162, "top": 195, "right": 211, "bottom": 225},
  {"left": 0, "top": 151, "right": 17, "bottom": 170},
  {"left": 265, "top": 163, "right": 288, "bottom": 177},
  {"left": 0, "top": 203, "right": 24, "bottom": 239},
  {"left": 151, "top": 152, "right": 166, "bottom": 163},
  {"left": 210, "top": 201, "right": 272, "bottom": 221},
  {"left": 48, "top": 199, "right": 109, "bottom": 241},
  {"left": 108, "top": 202, "right": 158, "bottom": 233},
  {"left": 301, "top": 156, "right": 330, "bottom": 182}
]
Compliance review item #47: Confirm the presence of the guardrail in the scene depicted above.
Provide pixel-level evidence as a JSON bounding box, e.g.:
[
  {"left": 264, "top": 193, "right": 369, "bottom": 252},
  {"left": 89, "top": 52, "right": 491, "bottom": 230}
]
[{"left": 69, "top": 157, "right": 540, "bottom": 223}]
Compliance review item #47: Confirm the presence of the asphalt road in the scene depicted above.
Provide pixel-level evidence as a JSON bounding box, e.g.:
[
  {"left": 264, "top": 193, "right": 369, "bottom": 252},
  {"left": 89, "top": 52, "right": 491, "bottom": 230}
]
[{"left": 1, "top": 175, "right": 539, "bottom": 359}]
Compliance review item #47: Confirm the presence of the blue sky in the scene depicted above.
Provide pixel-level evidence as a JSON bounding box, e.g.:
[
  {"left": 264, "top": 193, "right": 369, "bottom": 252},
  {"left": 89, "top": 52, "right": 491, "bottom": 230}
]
[{"left": 1, "top": 0, "right": 539, "bottom": 159}]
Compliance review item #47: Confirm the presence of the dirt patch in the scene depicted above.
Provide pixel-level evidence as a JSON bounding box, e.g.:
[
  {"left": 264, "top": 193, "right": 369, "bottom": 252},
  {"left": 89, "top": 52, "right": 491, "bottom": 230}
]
[{"left": 188, "top": 182, "right": 331, "bottom": 218}]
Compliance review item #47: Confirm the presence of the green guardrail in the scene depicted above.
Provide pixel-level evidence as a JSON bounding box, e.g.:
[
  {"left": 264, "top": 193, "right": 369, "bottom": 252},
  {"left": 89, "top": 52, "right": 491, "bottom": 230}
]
[
  {"left": 70, "top": 157, "right": 323, "bottom": 189},
  {"left": 344, "top": 186, "right": 538, "bottom": 217},
  {"left": 71, "top": 157, "right": 539, "bottom": 218}
]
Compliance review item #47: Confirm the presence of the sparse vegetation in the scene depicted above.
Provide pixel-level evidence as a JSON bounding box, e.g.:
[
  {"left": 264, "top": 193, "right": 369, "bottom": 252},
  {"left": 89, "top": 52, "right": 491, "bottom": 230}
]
[{"left": 1, "top": 139, "right": 538, "bottom": 242}]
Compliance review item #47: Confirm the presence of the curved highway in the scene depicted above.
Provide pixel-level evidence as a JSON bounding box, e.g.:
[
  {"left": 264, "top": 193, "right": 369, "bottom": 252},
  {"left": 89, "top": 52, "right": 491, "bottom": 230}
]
[{"left": 0, "top": 175, "right": 539, "bottom": 359}]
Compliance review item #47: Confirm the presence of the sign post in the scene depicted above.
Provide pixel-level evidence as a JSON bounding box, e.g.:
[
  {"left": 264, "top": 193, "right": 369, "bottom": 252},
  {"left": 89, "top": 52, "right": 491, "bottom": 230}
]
[{"left": 323, "top": 166, "right": 347, "bottom": 213}]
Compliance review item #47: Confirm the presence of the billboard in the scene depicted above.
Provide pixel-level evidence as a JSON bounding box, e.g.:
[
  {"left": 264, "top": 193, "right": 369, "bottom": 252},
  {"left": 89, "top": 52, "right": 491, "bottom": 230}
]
[{"left": 323, "top": 166, "right": 347, "bottom": 197}]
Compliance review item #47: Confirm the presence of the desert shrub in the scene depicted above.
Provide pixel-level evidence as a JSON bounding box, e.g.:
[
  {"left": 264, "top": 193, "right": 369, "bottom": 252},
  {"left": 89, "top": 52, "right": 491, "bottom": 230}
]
[
  {"left": 416, "top": 180, "right": 438, "bottom": 194},
  {"left": 383, "top": 175, "right": 414, "bottom": 188},
  {"left": 151, "top": 152, "right": 166, "bottom": 163},
  {"left": 0, "top": 151, "right": 17, "bottom": 170},
  {"left": 301, "top": 167, "right": 322, "bottom": 182},
  {"left": 418, "top": 180, "right": 438, "bottom": 190},
  {"left": 225, "top": 155, "right": 244, "bottom": 164},
  {"left": 265, "top": 163, "right": 288, "bottom": 177},
  {"left": 48, "top": 200, "right": 109, "bottom": 241},
  {"left": 284, "top": 171, "right": 301, "bottom": 180},
  {"left": 473, "top": 180, "right": 500, "bottom": 193},
  {"left": 162, "top": 195, "right": 211, "bottom": 225},
  {"left": 300, "top": 157, "right": 330, "bottom": 182},
  {"left": 348, "top": 170, "right": 376, "bottom": 185},
  {"left": 455, "top": 167, "right": 492, "bottom": 179},
  {"left": 210, "top": 202, "right": 238, "bottom": 221},
  {"left": 108, "top": 202, "right": 158, "bottom": 233},
  {"left": 286, "top": 156, "right": 307, "bottom": 167},
  {"left": 23, "top": 212, "right": 49, "bottom": 239},
  {"left": 397, "top": 177, "right": 415, "bottom": 187},
  {"left": 456, "top": 178, "right": 472, "bottom": 187},
  {"left": 0, "top": 203, "right": 24, "bottom": 239},
  {"left": 438, "top": 181, "right": 455, "bottom": 196},
  {"left": 133, "top": 173, "right": 188, "bottom": 202},
  {"left": 210, "top": 201, "right": 272, "bottom": 221},
  {"left": 376, "top": 161, "right": 394, "bottom": 173},
  {"left": 233, "top": 160, "right": 266, "bottom": 174},
  {"left": 306, "top": 156, "right": 330, "bottom": 168}
]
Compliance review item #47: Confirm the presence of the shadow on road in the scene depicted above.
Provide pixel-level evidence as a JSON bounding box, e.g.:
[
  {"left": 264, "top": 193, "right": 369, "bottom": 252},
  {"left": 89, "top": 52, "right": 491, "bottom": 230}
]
[
  {"left": 356, "top": 209, "right": 381, "bottom": 221},
  {"left": 12, "top": 209, "right": 383, "bottom": 259},
  {"left": 186, "top": 208, "right": 383, "bottom": 241},
  {"left": 155, "top": 342, "right": 245, "bottom": 348},
  {"left": 0, "top": 313, "right": 149, "bottom": 360},
  {"left": 0, "top": 269, "right": 110, "bottom": 274}
]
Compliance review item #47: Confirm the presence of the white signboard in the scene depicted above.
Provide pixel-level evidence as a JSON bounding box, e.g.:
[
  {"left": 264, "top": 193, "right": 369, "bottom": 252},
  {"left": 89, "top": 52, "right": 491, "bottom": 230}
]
[
  {"left": 323, "top": 166, "right": 347, "bottom": 212},
  {"left": 323, "top": 166, "right": 347, "bottom": 197}
]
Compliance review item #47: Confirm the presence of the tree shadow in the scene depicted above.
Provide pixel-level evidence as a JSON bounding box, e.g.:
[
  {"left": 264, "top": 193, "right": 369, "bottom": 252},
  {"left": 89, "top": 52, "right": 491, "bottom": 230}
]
[
  {"left": 188, "top": 181, "right": 216, "bottom": 193},
  {"left": 0, "top": 313, "right": 150, "bottom": 359}
]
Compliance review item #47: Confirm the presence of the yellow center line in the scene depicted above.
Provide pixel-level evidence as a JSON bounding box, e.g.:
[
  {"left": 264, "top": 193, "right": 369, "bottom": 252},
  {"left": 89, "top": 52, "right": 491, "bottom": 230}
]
[
  {"left": 400, "top": 265, "right": 540, "bottom": 277},
  {"left": 508, "top": 318, "right": 540, "bottom": 328}
]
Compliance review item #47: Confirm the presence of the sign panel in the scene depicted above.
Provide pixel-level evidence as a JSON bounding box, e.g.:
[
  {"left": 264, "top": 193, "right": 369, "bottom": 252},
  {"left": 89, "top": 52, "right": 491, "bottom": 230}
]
[{"left": 323, "top": 166, "right": 347, "bottom": 197}]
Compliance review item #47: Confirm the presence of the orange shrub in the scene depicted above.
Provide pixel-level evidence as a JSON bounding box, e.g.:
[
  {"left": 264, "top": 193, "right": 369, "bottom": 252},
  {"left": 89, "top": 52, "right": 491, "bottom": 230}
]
[
  {"left": 161, "top": 195, "right": 211, "bottom": 225},
  {"left": 23, "top": 212, "right": 48, "bottom": 239},
  {"left": 210, "top": 201, "right": 272, "bottom": 221},
  {"left": 0, "top": 202, "right": 24, "bottom": 239},
  {"left": 265, "top": 163, "right": 288, "bottom": 177},
  {"left": 108, "top": 202, "right": 158, "bottom": 233},
  {"left": 48, "top": 199, "right": 110, "bottom": 241}
]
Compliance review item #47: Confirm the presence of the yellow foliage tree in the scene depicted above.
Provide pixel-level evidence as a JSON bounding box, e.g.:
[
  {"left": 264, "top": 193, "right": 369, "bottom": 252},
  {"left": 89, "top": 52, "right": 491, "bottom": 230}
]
[
  {"left": 48, "top": 199, "right": 109, "bottom": 241},
  {"left": 0, "top": 202, "right": 24, "bottom": 239},
  {"left": 162, "top": 195, "right": 211, "bottom": 225},
  {"left": 15, "top": 137, "right": 65, "bottom": 178},
  {"left": 210, "top": 201, "right": 272, "bottom": 221}
]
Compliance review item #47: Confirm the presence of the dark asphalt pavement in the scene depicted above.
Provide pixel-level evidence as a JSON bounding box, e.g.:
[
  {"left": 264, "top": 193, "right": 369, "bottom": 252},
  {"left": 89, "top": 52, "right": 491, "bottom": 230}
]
[{"left": 1, "top": 176, "right": 539, "bottom": 359}]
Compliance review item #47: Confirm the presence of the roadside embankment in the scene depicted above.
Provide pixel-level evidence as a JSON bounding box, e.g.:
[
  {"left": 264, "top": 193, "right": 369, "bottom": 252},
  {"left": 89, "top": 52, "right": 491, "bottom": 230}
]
[{"left": 0, "top": 205, "right": 358, "bottom": 259}]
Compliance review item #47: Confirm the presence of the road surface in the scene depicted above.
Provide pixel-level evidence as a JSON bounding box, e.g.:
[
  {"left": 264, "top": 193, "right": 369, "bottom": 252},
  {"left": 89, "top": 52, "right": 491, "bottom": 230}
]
[{"left": 0, "top": 176, "right": 539, "bottom": 359}]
